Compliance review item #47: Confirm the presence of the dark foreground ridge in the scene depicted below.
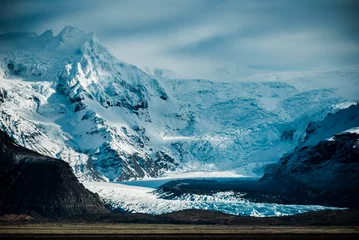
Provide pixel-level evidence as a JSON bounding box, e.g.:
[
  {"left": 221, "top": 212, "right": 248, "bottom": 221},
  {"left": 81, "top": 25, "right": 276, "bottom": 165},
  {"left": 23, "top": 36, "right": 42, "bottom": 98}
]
[{"left": 0, "top": 130, "right": 110, "bottom": 217}]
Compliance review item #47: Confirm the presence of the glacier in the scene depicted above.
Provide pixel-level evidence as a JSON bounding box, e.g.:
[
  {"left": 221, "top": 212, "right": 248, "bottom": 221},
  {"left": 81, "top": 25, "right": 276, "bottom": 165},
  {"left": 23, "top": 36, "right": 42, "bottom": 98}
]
[
  {"left": 0, "top": 26, "right": 359, "bottom": 182},
  {"left": 83, "top": 181, "right": 342, "bottom": 217}
]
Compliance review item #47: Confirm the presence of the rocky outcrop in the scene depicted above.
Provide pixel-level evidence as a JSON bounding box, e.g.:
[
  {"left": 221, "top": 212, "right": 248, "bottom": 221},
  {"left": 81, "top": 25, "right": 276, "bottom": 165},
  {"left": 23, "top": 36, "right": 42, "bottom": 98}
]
[
  {"left": 0, "top": 87, "right": 6, "bottom": 102},
  {"left": 0, "top": 130, "right": 110, "bottom": 218},
  {"left": 260, "top": 132, "right": 359, "bottom": 207}
]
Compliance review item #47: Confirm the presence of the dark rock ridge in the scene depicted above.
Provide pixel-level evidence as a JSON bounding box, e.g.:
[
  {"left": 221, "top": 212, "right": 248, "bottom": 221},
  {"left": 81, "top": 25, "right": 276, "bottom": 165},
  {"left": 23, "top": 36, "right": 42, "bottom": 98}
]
[
  {"left": 0, "top": 130, "right": 110, "bottom": 218},
  {"left": 0, "top": 87, "right": 6, "bottom": 102},
  {"left": 259, "top": 131, "right": 359, "bottom": 207}
]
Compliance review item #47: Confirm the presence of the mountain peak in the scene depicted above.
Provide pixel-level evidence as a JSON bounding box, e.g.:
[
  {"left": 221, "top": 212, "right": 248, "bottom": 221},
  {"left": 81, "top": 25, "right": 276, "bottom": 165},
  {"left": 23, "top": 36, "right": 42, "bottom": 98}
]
[
  {"left": 57, "top": 26, "right": 84, "bottom": 42},
  {"left": 38, "top": 29, "right": 54, "bottom": 40}
]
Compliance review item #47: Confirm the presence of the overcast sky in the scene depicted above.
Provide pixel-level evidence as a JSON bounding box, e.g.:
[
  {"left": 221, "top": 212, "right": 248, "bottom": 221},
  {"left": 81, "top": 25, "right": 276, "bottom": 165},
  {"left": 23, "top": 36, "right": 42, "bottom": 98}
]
[{"left": 1, "top": 0, "right": 359, "bottom": 78}]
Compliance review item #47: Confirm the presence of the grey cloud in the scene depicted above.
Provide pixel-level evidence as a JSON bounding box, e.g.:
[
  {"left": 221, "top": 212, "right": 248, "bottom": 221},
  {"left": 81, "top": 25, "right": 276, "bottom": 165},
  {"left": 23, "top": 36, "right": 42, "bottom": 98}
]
[{"left": 1, "top": 0, "right": 358, "bottom": 76}]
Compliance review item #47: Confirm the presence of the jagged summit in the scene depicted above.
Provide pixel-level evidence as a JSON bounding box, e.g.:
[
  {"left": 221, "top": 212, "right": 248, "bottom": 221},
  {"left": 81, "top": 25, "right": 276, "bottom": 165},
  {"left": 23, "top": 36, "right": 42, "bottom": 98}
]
[
  {"left": 57, "top": 25, "right": 85, "bottom": 42},
  {"left": 0, "top": 26, "right": 89, "bottom": 43},
  {"left": 43, "top": 26, "right": 97, "bottom": 53},
  {"left": 0, "top": 26, "right": 97, "bottom": 54},
  {"left": 38, "top": 29, "right": 54, "bottom": 40}
]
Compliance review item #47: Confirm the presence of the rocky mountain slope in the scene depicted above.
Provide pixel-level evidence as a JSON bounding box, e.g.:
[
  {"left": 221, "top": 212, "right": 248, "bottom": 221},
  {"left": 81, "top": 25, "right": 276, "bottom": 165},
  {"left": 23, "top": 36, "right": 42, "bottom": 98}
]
[
  {"left": 0, "top": 130, "right": 109, "bottom": 217},
  {"left": 0, "top": 26, "right": 358, "bottom": 181}
]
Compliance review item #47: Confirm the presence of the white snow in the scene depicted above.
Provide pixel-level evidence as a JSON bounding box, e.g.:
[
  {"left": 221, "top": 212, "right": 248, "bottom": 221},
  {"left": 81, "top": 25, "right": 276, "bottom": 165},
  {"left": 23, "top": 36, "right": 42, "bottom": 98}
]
[{"left": 344, "top": 127, "right": 359, "bottom": 134}]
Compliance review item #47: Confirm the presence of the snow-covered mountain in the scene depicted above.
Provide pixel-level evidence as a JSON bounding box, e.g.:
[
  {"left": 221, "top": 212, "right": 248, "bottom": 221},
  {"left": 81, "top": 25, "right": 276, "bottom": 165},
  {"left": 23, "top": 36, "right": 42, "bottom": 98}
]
[{"left": 0, "top": 26, "right": 358, "bottom": 181}]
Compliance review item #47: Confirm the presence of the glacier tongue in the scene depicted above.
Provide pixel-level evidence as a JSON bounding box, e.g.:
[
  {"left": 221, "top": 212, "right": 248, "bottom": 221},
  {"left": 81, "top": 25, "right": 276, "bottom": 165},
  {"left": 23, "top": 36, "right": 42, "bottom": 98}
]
[
  {"left": 83, "top": 181, "right": 342, "bottom": 217},
  {"left": 0, "top": 26, "right": 358, "bottom": 181}
]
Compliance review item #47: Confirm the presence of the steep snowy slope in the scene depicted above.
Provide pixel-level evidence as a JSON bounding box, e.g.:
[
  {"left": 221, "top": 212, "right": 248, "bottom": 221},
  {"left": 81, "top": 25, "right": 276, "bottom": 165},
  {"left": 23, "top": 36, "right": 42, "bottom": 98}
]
[{"left": 0, "top": 26, "right": 358, "bottom": 181}]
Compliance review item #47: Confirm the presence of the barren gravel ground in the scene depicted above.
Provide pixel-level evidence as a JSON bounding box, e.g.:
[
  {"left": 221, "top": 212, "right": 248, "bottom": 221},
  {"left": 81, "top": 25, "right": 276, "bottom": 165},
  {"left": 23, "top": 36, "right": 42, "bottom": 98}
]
[{"left": 0, "top": 223, "right": 358, "bottom": 239}]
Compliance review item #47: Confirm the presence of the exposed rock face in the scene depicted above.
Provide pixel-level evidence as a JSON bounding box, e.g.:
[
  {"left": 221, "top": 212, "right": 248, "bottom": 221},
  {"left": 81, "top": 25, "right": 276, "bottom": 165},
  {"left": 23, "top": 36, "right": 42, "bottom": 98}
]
[
  {"left": 0, "top": 87, "right": 6, "bottom": 102},
  {"left": 260, "top": 132, "right": 359, "bottom": 207},
  {"left": 0, "top": 130, "right": 110, "bottom": 218}
]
